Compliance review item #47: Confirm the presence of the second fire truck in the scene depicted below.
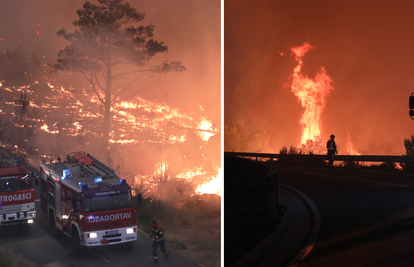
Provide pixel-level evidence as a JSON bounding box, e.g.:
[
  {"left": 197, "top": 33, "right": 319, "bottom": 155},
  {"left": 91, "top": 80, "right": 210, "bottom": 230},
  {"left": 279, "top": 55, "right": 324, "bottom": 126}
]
[
  {"left": 0, "top": 149, "right": 36, "bottom": 232},
  {"left": 39, "top": 151, "right": 137, "bottom": 256}
]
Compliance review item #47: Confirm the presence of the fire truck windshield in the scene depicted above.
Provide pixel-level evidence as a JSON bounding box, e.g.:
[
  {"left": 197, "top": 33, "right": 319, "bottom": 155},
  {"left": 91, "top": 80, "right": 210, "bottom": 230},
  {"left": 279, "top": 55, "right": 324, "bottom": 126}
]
[
  {"left": 0, "top": 174, "right": 32, "bottom": 192},
  {"left": 84, "top": 189, "right": 133, "bottom": 212}
]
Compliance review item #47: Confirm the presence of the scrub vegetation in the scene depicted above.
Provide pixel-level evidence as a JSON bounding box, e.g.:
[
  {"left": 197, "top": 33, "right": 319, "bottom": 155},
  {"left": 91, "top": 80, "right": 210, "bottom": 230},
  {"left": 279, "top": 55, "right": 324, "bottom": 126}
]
[
  {"left": 133, "top": 181, "right": 221, "bottom": 267},
  {"left": 0, "top": 244, "right": 36, "bottom": 267}
]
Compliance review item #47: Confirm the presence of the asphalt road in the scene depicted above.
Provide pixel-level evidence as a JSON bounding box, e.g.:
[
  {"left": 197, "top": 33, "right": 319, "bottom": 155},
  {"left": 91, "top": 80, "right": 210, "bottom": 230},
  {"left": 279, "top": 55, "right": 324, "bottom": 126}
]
[
  {"left": 274, "top": 165, "right": 414, "bottom": 267},
  {"left": 0, "top": 176, "right": 198, "bottom": 267}
]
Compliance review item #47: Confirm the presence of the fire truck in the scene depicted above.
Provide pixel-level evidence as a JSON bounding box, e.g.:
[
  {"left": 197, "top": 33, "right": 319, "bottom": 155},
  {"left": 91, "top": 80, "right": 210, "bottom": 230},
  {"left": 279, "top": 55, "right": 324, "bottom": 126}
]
[
  {"left": 39, "top": 151, "right": 137, "bottom": 256},
  {"left": 0, "top": 149, "right": 36, "bottom": 232}
]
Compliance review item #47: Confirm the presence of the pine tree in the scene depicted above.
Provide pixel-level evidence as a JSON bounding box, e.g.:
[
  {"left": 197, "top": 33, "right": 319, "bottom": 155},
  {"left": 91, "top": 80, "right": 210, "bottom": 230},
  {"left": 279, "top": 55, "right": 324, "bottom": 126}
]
[{"left": 53, "top": 0, "right": 186, "bottom": 145}]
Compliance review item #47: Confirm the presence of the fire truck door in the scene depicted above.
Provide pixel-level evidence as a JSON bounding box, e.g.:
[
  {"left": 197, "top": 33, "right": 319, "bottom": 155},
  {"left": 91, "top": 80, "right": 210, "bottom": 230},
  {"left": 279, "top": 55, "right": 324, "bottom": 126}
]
[{"left": 55, "top": 183, "right": 61, "bottom": 219}]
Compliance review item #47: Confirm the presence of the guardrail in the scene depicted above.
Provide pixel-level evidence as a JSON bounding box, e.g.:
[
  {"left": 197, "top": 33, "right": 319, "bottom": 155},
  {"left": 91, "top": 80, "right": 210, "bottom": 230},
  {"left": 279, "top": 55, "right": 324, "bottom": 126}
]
[{"left": 224, "top": 152, "right": 414, "bottom": 169}]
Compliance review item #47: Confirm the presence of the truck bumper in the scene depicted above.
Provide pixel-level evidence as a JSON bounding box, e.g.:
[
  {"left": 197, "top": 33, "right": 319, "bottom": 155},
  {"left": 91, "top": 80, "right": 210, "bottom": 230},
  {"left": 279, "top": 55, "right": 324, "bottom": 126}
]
[
  {"left": 0, "top": 211, "right": 36, "bottom": 226},
  {"left": 83, "top": 225, "right": 137, "bottom": 247}
]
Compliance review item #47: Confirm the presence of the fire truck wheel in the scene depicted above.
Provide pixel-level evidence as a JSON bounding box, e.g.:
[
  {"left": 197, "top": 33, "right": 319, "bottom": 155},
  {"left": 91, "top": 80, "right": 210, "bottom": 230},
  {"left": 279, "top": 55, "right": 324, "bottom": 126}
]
[
  {"left": 73, "top": 229, "right": 87, "bottom": 257},
  {"left": 124, "top": 242, "right": 133, "bottom": 251},
  {"left": 18, "top": 223, "right": 31, "bottom": 233}
]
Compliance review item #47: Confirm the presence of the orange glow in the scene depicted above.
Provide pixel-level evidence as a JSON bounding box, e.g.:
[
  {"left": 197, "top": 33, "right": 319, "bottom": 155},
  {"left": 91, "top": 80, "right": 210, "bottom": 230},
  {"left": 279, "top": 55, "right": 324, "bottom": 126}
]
[
  {"left": 198, "top": 117, "right": 214, "bottom": 141},
  {"left": 196, "top": 167, "right": 222, "bottom": 196},
  {"left": 347, "top": 129, "right": 360, "bottom": 155},
  {"left": 291, "top": 42, "right": 333, "bottom": 146},
  {"left": 1, "top": 81, "right": 220, "bottom": 196},
  {"left": 40, "top": 123, "right": 59, "bottom": 134}
]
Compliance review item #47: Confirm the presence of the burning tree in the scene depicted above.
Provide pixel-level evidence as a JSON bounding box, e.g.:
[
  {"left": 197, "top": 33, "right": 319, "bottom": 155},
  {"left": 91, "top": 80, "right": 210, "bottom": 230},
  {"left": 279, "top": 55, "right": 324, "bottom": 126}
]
[
  {"left": 290, "top": 42, "right": 333, "bottom": 147},
  {"left": 300, "top": 135, "right": 326, "bottom": 154},
  {"left": 53, "top": 0, "right": 186, "bottom": 144}
]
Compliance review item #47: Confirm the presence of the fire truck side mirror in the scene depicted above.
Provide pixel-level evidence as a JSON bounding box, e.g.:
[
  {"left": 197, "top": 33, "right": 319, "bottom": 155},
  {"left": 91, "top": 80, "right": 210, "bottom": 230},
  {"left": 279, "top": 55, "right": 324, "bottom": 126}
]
[{"left": 32, "top": 172, "right": 39, "bottom": 186}]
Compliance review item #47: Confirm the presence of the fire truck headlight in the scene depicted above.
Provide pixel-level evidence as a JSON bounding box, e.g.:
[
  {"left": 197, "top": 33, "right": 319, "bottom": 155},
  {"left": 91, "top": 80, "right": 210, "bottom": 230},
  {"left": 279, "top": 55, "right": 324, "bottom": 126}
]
[
  {"left": 126, "top": 228, "right": 136, "bottom": 234},
  {"left": 27, "top": 219, "right": 33, "bottom": 224},
  {"left": 28, "top": 212, "right": 35, "bottom": 218},
  {"left": 87, "top": 232, "right": 97, "bottom": 238}
]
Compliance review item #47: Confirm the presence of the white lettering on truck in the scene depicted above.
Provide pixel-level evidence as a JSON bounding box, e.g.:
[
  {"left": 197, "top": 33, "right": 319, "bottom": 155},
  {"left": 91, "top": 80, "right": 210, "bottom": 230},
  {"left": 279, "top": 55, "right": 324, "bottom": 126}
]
[
  {"left": 0, "top": 192, "right": 31, "bottom": 202},
  {"left": 87, "top": 212, "right": 131, "bottom": 223}
]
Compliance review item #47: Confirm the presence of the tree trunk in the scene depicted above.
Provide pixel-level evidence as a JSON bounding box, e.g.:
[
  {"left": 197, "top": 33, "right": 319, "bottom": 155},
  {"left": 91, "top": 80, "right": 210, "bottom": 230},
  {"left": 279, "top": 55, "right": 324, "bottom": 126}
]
[{"left": 103, "top": 64, "right": 112, "bottom": 146}]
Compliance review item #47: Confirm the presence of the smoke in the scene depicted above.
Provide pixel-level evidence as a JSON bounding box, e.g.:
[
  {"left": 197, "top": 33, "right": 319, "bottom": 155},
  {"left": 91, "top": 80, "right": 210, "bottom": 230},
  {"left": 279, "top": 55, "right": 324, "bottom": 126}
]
[
  {"left": 0, "top": 0, "right": 221, "bottom": 193},
  {"left": 225, "top": 0, "right": 414, "bottom": 155},
  {"left": 0, "top": 0, "right": 220, "bottom": 125}
]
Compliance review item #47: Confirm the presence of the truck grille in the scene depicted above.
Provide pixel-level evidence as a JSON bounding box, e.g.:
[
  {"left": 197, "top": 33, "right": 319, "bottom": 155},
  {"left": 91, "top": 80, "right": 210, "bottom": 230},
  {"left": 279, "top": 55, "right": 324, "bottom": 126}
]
[
  {"left": 0, "top": 203, "right": 34, "bottom": 214},
  {"left": 103, "top": 233, "right": 122, "bottom": 238},
  {"left": 97, "top": 221, "right": 123, "bottom": 229}
]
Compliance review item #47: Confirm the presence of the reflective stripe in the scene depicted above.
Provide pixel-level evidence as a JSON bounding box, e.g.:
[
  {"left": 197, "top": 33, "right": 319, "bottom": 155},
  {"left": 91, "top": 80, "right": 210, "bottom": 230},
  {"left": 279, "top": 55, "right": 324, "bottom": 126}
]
[{"left": 154, "top": 256, "right": 158, "bottom": 259}]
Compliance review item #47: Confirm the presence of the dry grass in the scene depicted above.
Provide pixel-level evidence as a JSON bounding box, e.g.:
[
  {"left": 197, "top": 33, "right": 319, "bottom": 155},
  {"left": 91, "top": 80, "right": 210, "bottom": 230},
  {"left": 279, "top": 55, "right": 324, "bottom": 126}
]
[
  {"left": 0, "top": 244, "right": 37, "bottom": 267},
  {"left": 135, "top": 192, "right": 221, "bottom": 267}
]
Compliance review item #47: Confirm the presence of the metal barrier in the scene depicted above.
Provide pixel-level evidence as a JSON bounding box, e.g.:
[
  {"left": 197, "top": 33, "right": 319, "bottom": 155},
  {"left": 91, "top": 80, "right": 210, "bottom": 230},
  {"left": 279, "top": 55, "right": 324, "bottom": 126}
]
[
  {"left": 225, "top": 152, "right": 414, "bottom": 170},
  {"left": 225, "top": 152, "right": 414, "bottom": 162}
]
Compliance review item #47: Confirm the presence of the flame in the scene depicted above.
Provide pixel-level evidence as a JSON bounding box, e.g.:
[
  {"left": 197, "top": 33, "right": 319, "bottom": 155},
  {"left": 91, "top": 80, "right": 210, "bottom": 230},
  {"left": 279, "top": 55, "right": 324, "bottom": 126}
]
[
  {"left": 40, "top": 123, "right": 59, "bottom": 134},
  {"left": 291, "top": 42, "right": 334, "bottom": 145},
  {"left": 196, "top": 167, "right": 222, "bottom": 196},
  {"left": 395, "top": 163, "right": 403, "bottom": 170},
  {"left": 198, "top": 117, "right": 214, "bottom": 141},
  {"left": 23, "top": 81, "right": 216, "bottom": 144},
  {"left": 346, "top": 129, "right": 360, "bottom": 155},
  {"left": 1, "top": 80, "right": 220, "bottom": 196}
]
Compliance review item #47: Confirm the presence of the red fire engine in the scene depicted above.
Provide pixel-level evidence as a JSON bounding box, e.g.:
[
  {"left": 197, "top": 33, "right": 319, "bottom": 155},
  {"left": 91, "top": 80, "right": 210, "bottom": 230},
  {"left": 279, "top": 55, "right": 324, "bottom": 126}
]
[
  {"left": 39, "top": 151, "right": 137, "bottom": 256},
  {"left": 0, "top": 149, "right": 36, "bottom": 232}
]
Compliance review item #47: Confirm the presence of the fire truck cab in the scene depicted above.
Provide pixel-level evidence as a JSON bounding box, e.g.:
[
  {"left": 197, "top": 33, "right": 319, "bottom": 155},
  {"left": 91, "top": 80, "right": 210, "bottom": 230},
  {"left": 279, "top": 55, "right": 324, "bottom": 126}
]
[
  {"left": 39, "top": 152, "right": 137, "bottom": 256},
  {"left": 0, "top": 149, "right": 36, "bottom": 232}
]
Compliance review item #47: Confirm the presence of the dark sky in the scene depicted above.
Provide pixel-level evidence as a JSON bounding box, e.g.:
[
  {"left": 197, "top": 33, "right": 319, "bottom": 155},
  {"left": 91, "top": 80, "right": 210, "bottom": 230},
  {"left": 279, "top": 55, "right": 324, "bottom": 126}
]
[
  {"left": 225, "top": 0, "right": 414, "bottom": 155},
  {"left": 0, "top": 0, "right": 221, "bottom": 131}
]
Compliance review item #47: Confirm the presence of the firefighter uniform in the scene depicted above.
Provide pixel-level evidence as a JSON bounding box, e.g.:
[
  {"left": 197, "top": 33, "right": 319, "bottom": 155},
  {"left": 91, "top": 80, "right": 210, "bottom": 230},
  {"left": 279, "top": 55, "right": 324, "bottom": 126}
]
[
  {"left": 150, "top": 221, "right": 169, "bottom": 265},
  {"left": 327, "top": 134, "right": 337, "bottom": 168}
]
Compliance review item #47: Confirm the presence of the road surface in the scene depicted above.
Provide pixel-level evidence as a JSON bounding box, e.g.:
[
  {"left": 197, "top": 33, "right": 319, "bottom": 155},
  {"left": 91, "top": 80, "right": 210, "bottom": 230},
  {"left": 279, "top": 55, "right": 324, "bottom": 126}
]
[
  {"left": 0, "top": 176, "right": 199, "bottom": 267},
  {"left": 274, "top": 164, "right": 414, "bottom": 266}
]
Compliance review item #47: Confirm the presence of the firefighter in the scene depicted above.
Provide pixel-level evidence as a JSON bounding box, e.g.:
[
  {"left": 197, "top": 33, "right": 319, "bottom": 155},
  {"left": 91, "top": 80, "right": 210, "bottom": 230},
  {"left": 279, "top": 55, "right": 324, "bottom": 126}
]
[
  {"left": 150, "top": 220, "right": 169, "bottom": 265},
  {"left": 327, "top": 134, "right": 337, "bottom": 168}
]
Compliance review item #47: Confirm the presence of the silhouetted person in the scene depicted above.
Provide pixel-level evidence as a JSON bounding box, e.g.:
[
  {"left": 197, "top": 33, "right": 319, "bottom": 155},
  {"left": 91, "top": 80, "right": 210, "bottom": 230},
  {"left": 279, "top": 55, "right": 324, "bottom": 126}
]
[
  {"left": 327, "top": 134, "right": 337, "bottom": 168},
  {"left": 150, "top": 220, "right": 169, "bottom": 265}
]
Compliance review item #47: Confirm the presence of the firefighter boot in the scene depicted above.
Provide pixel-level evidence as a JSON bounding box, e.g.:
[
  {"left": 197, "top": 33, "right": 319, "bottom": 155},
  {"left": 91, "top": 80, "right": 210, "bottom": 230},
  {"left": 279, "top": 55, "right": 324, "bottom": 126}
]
[{"left": 165, "top": 251, "right": 169, "bottom": 259}]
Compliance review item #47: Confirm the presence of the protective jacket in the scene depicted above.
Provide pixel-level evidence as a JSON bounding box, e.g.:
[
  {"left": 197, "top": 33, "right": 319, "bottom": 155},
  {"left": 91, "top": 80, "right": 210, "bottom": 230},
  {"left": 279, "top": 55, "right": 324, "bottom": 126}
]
[
  {"left": 327, "top": 139, "right": 337, "bottom": 153},
  {"left": 150, "top": 225, "right": 165, "bottom": 242}
]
